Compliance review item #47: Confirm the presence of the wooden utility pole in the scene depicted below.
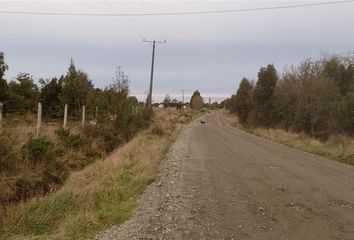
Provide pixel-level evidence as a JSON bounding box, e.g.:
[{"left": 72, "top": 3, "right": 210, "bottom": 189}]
[{"left": 143, "top": 39, "right": 166, "bottom": 107}]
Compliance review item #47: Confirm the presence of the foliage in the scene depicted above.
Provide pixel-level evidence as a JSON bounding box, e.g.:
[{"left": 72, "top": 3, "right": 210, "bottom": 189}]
[
  {"left": 162, "top": 94, "right": 182, "bottom": 109},
  {"left": 227, "top": 53, "right": 354, "bottom": 139},
  {"left": 60, "top": 59, "right": 93, "bottom": 119},
  {"left": 190, "top": 90, "right": 204, "bottom": 110},
  {"left": 0, "top": 129, "right": 21, "bottom": 174},
  {"left": 233, "top": 78, "right": 253, "bottom": 124},
  {"left": 252, "top": 64, "right": 278, "bottom": 126},
  {"left": 151, "top": 125, "right": 164, "bottom": 136},
  {"left": 39, "top": 77, "right": 63, "bottom": 118},
  {"left": 0, "top": 52, "right": 9, "bottom": 102},
  {"left": 22, "top": 137, "right": 56, "bottom": 163},
  {"left": 55, "top": 128, "right": 87, "bottom": 149},
  {"left": 7, "top": 73, "right": 39, "bottom": 112}
]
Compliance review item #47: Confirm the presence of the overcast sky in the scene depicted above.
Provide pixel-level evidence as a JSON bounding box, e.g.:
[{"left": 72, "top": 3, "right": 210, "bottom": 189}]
[{"left": 1, "top": 0, "right": 354, "bottom": 102}]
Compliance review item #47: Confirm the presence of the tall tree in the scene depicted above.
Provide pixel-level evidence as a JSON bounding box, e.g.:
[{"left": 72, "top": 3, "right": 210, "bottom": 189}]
[
  {"left": 39, "top": 77, "right": 63, "bottom": 118},
  {"left": 190, "top": 90, "right": 204, "bottom": 110},
  {"left": 60, "top": 59, "right": 93, "bottom": 118},
  {"left": 7, "top": 73, "right": 39, "bottom": 112},
  {"left": 0, "top": 52, "right": 9, "bottom": 102},
  {"left": 253, "top": 64, "right": 278, "bottom": 126},
  {"left": 234, "top": 78, "right": 253, "bottom": 124},
  {"left": 323, "top": 57, "right": 353, "bottom": 96}
]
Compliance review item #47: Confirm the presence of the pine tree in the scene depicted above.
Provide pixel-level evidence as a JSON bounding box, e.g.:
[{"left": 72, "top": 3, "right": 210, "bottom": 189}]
[
  {"left": 234, "top": 78, "right": 253, "bottom": 124},
  {"left": 253, "top": 64, "right": 278, "bottom": 126}
]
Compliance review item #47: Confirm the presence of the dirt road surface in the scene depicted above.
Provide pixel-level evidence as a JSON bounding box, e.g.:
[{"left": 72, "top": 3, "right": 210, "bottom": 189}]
[{"left": 97, "top": 111, "right": 354, "bottom": 240}]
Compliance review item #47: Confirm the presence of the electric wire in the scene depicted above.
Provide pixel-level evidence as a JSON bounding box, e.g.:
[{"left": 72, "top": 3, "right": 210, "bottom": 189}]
[
  {"left": 0, "top": 0, "right": 353, "bottom": 17},
  {"left": 102, "top": 0, "right": 144, "bottom": 39},
  {"left": 139, "top": 0, "right": 164, "bottom": 39}
]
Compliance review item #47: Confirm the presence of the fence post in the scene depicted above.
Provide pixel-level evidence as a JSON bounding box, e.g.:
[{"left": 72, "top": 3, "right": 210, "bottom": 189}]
[
  {"left": 81, "top": 105, "right": 86, "bottom": 128},
  {"left": 0, "top": 102, "right": 3, "bottom": 129},
  {"left": 63, "top": 104, "right": 68, "bottom": 128},
  {"left": 36, "top": 102, "right": 42, "bottom": 137}
]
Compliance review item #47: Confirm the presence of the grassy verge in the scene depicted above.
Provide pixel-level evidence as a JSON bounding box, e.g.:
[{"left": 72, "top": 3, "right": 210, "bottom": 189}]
[
  {"left": 0, "top": 109, "right": 197, "bottom": 240},
  {"left": 225, "top": 112, "right": 354, "bottom": 166}
]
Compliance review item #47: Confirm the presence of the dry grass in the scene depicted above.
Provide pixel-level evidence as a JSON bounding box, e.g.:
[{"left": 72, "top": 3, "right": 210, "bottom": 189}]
[
  {"left": 0, "top": 109, "right": 196, "bottom": 240},
  {"left": 225, "top": 113, "right": 354, "bottom": 165}
]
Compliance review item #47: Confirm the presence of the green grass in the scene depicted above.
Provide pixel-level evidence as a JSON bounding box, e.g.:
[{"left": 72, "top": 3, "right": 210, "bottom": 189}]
[
  {"left": 2, "top": 192, "right": 77, "bottom": 238},
  {"left": 1, "top": 148, "right": 153, "bottom": 240}
]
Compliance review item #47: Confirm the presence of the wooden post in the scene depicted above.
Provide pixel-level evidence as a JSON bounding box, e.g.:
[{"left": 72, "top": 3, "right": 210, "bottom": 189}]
[
  {"left": 63, "top": 104, "right": 68, "bottom": 128},
  {"left": 36, "top": 102, "right": 42, "bottom": 137},
  {"left": 81, "top": 105, "right": 86, "bottom": 128},
  {"left": 0, "top": 102, "right": 3, "bottom": 129}
]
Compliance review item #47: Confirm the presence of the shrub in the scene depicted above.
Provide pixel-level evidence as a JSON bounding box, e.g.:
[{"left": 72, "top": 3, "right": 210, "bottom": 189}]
[
  {"left": 151, "top": 125, "right": 164, "bottom": 136},
  {"left": 56, "top": 128, "right": 87, "bottom": 148},
  {"left": 22, "top": 137, "right": 56, "bottom": 163},
  {"left": 84, "top": 124, "right": 123, "bottom": 153},
  {"left": 0, "top": 129, "right": 21, "bottom": 174}
]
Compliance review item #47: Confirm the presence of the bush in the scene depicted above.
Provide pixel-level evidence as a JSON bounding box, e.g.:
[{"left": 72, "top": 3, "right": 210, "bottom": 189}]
[
  {"left": 151, "top": 125, "right": 164, "bottom": 136},
  {"left": 0, "top": 129, "right": 21, "bottom": 174},
  {"left": 56, "top": 128, "right": 87, "bottom": 148},
  {"left": 22, "top": 137, "right": 56, "bottom": 163},
  {"left": 84, "top": 124, "right": 123, "bottom": 153}
]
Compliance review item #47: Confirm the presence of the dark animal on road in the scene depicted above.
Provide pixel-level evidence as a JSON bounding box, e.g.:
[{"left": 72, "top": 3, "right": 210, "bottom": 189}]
[{"left": 200, "top": 120, "right": 206, "bottom": 124}]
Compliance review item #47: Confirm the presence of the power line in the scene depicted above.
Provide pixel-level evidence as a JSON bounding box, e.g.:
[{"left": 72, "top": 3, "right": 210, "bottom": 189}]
[
  {"left": 139, "top": 0, "right": 164, "bottom": 39},
  {"left": 102, "top": 0, "right": 144, "bottom": 39},
  {"left": 0, "top": 0, "right": 353, "bottom": 17}
]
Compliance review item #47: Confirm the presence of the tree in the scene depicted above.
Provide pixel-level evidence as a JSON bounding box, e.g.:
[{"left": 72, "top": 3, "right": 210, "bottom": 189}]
[
  {"left": 253, "top": 64, "right": 278, "bottom": 126},
  {"left": 7, "top": 73, "right": 39, "bottom": 112},
  {"left": 0, "top": 52, "right": 8, "bottom": 81},
  {"left": 273, "top": 72, "right": 298, "bottom": 129},
  {"left": 0, "top": 52, "right": 9, "bottom": 102},
  {"left": 60, "top": 59, "right": 93, "bottom": 118},
  {"left": 40, "top": 77, "right": 63, "bottom": 118},
  {"left": 323, "top": 57, "right": 353, "bottom": 96},
  {"left": 234, "top": 78, "right": 253, "bottom": 124},
  {"left": 190, "top": 90, "right": 204, "bottom": 110},
  {"left": 162, "top": 94, "right": 171, "bottom": 107}
]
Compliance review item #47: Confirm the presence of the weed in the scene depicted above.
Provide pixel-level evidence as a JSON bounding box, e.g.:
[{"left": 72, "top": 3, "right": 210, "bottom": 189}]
[
  {"left": 22, "top": 137, "right": 56, "bottom": 163},
  {"left": 55, "top": 128, "right": 87, "bottom": 149},
  {"left": 151, "top": 125, "right": 164, "bottom": 136}
]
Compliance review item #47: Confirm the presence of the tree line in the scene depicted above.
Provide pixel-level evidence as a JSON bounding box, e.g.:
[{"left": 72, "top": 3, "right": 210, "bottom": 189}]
[
  {"left": 0, "top": 52, "right": 145, "bottom": 122},
  {"left": 225, "top": 53, "right": 354, "bottom": 139}
]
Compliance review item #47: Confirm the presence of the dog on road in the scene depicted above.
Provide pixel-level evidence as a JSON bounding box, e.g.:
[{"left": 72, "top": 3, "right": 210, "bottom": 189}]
[{"left": 200, "top": 120, "right": 206, "bottom": 124}]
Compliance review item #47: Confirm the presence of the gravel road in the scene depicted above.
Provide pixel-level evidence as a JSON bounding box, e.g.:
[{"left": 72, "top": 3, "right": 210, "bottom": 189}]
[{"left": 97, "top": 111, "right": 354, "bottom": 240}]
